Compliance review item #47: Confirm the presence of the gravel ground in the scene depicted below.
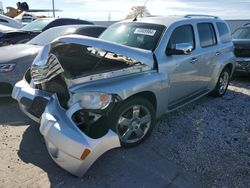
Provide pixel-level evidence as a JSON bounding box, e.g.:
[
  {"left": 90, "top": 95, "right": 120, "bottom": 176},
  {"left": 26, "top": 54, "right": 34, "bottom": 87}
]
[{"left": 0, "top": 77, "right": 249, "bottom": 188}]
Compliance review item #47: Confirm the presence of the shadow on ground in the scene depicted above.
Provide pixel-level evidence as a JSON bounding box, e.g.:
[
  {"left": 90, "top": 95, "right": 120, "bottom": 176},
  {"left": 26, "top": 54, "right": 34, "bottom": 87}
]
[{"left": 0, "top": 97, "right": 32, "bottom": 125}]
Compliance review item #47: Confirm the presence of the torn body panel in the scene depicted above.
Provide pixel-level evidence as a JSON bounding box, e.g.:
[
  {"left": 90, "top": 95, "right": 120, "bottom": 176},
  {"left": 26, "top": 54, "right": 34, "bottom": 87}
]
[
  {"left": 55, "top": 35, "right": 155, "bottom": 69},
  {"left": 31, "top": 35, "right": 155, "bottom": 85},
  {"left": 40, "top": 96, "right": 120, "bottom": 177}
]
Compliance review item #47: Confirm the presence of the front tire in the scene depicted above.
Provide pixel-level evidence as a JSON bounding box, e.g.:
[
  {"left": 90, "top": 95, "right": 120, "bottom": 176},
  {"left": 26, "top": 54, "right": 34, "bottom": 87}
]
[
  {"left": 210, "top": 67, "right": 230, "bottom": 97},
  {"left": 109, "top": 97, "right": 156, "bottom": 147}
]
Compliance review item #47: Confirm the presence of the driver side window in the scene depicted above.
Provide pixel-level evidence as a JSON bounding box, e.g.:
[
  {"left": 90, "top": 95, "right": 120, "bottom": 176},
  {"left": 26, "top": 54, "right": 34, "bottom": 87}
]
[{"left": 167, "top": 25, "right": 195, "bottom": 50}]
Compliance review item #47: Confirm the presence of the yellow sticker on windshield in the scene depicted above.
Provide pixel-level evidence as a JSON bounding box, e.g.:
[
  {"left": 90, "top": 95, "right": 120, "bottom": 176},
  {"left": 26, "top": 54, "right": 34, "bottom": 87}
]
[{"left": 134, "top": 28, "right": 156, "bottom": 36}]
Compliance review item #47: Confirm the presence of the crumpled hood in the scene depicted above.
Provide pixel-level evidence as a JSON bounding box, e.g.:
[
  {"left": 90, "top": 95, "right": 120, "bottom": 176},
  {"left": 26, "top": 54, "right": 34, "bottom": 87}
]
[
  {"left": 30, "top": 35, "right": 155, "bottom": 84},
  {"left": 55, "top": 35, "right": 155, "bottom": 68},
  {"left": 0, "top": 44, "right": 42, "bottom": 63}
]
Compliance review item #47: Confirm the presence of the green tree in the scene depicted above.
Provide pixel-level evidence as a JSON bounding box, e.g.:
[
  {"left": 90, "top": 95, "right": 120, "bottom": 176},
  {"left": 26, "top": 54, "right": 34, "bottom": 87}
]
[{"left": 125, "top": 6, "right": 151, "bottom": 19}]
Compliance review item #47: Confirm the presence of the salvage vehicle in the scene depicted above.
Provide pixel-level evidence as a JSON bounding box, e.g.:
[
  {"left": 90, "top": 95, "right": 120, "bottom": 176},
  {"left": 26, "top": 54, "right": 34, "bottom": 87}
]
[
  {"left": 12, "top": 15, "right": 235, "bottom": 176},
  {"left": 0, "top": 18, "right": 94, "bottom": 46},
  {"left": 0, "top": 25, "right": 106, "bottom": 96},
  {"left": 232, "top": 23, "right": 250, "bottom": 74},
  {"left": 0, "top": 24, "right": 16, "bottom": 32},
  {"left": 0, "top": 14, "right": 23, "bottom": 28}
]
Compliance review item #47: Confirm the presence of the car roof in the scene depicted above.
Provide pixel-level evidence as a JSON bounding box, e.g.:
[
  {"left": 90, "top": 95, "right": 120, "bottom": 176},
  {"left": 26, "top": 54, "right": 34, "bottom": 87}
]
[
  {"left": 0, "top": 14, "right": 21, "bottom": 24},
  {"left": 45, "top": 24, "right": 106, "bottom": 31},
  {"left": 121, "top": 15, "right": 223, "bottom": 26},
  {"left": 0, "top": 24, "right": 17, "bottom": 32}
]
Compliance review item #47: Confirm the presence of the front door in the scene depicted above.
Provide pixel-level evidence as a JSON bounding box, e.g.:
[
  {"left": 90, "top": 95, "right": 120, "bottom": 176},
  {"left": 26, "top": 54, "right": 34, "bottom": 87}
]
[{"left": 165, "top": 25, "right": 202, "bottom": 105}]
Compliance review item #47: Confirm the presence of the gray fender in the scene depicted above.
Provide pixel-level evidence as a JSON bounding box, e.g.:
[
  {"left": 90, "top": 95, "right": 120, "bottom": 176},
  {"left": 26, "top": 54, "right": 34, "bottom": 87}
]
[{"left": 69, "top": 71, "right": 170, "bottom": 118}]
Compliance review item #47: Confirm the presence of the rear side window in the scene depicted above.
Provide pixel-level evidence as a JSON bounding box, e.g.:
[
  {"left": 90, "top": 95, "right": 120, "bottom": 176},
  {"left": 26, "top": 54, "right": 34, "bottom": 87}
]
[
  {"left": 198, "top": 23, "right": 217, "bottom": 48},
  {"left": 167, "top": 25, "right": 195, "bottom": 49},
  {"left": 216, "top": 22, "right": 231, "bottom": 43}
]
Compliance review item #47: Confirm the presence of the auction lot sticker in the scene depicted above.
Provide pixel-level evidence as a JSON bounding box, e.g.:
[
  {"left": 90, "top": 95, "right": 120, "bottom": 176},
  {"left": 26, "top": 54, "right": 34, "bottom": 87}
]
[{"left": 134, "top": 28, "right": 156, "bottom": 36}]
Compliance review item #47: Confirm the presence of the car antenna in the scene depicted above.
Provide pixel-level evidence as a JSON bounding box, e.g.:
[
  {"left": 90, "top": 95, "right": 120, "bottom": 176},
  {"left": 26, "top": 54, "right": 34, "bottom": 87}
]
[{"left": 133, "top": 16, "right": 137, "bottom": 21}]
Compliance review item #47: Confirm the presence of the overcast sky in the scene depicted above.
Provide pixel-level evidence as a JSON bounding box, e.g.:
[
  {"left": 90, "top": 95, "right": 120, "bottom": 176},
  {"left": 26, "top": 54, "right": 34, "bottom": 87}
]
[{"left": 2, "top": 0, "right": 250, "bottom": 21}]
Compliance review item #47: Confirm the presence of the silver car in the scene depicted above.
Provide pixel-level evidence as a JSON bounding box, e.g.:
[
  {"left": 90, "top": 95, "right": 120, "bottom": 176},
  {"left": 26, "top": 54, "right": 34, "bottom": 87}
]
[{"left": 12, "top": 15, "right": 235, "bottom": 176}]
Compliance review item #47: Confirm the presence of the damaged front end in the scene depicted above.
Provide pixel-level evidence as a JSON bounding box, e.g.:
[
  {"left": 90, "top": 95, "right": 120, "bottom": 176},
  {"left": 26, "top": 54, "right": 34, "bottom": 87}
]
[
  {"left": 40, "top": 95, "right": 120, "bottom": 177},
  {"left": 14, "top": 35, "right": 155, "bottom": 176}
]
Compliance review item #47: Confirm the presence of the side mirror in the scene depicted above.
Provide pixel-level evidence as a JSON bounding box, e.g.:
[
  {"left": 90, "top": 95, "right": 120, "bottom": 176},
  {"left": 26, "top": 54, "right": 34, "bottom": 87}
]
[{"left": 166, "top": 43, "right": 193, "bottom": 55}]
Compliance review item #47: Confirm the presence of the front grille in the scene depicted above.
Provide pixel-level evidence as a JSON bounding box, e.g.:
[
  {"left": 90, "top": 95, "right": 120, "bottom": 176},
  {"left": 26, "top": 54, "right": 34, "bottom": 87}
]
[
  {"left": 31, "top": 54, "right": 64, "bottom": 84},
  {"left": 236, "top": 61, "right": 250, "bottom": 70},
  {"left": 30, "top": 53, "right": 69, "bottom": 108},
  {"left": 234, "top": 49, "right": 250, "bottom": 58}
]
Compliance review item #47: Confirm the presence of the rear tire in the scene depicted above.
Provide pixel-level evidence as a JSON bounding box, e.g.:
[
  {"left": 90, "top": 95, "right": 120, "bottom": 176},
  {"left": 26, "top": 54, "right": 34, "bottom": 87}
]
[
  {"left": 210, "top": 68, "right": 230, "bottom": 97},
  {"left": 109, "top": 97, "right": 156, "bottom": 148}
]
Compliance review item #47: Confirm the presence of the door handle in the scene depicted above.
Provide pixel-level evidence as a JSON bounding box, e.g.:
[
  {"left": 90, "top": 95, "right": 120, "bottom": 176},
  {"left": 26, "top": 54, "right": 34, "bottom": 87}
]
[
  {"left": 215, "top": 51, "right": 221, "bottom": 56},
  {"left": 190, "top": 58, "right": 198, "bottom": 64}
]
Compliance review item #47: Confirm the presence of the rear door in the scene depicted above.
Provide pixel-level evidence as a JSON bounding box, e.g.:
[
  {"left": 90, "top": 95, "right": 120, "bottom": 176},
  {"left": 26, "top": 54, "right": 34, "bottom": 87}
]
[{"left": 196, "top": 22, "right": 220, "bottom": 88}]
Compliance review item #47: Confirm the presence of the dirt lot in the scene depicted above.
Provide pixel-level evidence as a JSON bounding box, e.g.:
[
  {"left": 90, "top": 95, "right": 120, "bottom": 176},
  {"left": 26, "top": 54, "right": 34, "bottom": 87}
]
[{"left": 0, "top": 77, "right": 250, "bottom": 188}]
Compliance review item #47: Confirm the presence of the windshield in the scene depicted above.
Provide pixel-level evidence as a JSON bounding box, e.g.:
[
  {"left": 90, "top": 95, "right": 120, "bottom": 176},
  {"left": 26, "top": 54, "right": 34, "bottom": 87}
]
[
  {"left": 28, "top": 26, "right": 77, "bottom": 46},
  {"left": 99, "top": 22, "right": 166, "bottom": 51},
  {"left": 232, "top": 27, "right": 250, "bottom": 39},
  {"left": 21, "top": 19, "right": 52, "bottom": 32}
]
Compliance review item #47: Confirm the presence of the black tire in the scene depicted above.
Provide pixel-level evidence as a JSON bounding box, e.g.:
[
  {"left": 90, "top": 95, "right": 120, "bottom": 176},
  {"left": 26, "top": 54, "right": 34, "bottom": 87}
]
[
  {"left": 109, "top": 97, "right": 156, "bottom": 148},
  {"left": 210, "top": 67, "right": 230, "bottom": 97}
]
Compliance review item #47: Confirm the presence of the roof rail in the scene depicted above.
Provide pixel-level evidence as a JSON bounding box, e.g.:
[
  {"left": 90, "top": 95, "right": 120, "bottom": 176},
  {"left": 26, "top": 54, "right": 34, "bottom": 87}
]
[{"left": 185, "top": 14, "right": 219, "bottom": 19}]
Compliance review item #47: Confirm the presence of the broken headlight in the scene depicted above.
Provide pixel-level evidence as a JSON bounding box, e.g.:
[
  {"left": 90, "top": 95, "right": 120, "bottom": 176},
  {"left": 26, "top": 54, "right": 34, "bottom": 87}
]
[{"left": 69, "top": 92, "right": 112, "bottom": 110}]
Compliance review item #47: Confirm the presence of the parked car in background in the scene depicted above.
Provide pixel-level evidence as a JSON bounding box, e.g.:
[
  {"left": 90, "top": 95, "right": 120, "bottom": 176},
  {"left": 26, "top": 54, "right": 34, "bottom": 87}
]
[
  {"left": 0, "top": 25, "right": 106, "bottom": 96},
  {"left": 232, "top": 23, "right": 250, "bottom": 74},
  {"left": 0, "top": 18, "right": 94, "bottom": 46},
  {"left": 0, "top": 24, "right": 16, "bottom": 32},
  {"left": 12, "top": 15, "right": 235, "bottom": 177},
  {"left": 14, "top": 12, "right": 37, "bottom": 26},
  {"left": 0, "top": 14, "right": 22, "bottom": 28}
]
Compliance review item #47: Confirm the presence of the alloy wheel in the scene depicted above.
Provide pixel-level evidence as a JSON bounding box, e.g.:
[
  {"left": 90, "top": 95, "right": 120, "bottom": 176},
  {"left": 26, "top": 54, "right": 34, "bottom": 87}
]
[
  {"left": 218, "top": 71, "right": 229, "bottom": 95},
  {"left": 117, "top": 105, "right": 152, "bottom": 144}
]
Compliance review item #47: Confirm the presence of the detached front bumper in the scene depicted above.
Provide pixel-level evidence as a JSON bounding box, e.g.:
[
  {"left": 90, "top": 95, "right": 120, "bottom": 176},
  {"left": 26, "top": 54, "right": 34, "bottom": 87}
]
[
  {"left": 235, "top": 57, "right": 250, "bottom": 73},
  {"left": 12, "top": 79, "right": 52, "bottom": 122},
  {"left": 12, "top": 78, "right": 121, "bottom": 177},
  {"left": 40, "top": 96, "right": 121, "bottom": 177}
]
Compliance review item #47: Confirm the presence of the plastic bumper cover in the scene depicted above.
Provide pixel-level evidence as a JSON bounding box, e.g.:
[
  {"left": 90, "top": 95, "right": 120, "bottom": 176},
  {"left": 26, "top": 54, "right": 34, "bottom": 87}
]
[
  {"left": 12, "top": 79, "right": 52, "bottom": 122},
  {"left": 40, "top": 96, "right": 121, "bottom": 177}
]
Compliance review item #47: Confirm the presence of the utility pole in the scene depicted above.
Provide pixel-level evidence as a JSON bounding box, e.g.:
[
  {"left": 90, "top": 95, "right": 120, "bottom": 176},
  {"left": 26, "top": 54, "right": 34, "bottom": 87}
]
[
  {"left": 108, "top": 13, "right": 111, "bottom": 21},
  {"left": 52, "top": 0, "right": 55, "bottom": 17}
]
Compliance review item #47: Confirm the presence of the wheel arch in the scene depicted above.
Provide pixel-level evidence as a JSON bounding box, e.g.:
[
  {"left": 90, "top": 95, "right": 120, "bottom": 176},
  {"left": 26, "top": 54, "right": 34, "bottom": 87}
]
[
  {"left": 210, "top": 61, "right": 235, "bottom": 89},
  {"left": 224, "top": 63, "right": 234, "bottom": 77},
  {"left": 123, "top": 91, "right": 157, "bottom": 111}
]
